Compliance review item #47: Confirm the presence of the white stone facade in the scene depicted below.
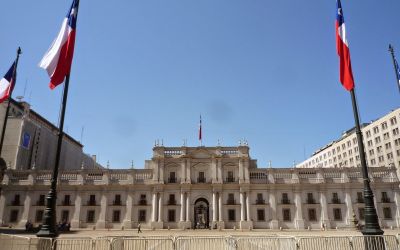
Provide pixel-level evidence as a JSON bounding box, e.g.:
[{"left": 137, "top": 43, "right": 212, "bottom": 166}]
[
  {"left": 297, "top": 108, "right": 400, "bottom": 170},
  {"left": 1, "top": 145, "right": 399, "bottom": 230}
]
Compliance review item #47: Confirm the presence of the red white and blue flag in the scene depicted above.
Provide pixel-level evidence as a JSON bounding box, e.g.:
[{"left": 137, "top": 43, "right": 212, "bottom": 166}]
[
  {"left": 39, "top": 0, "right": 80, "bottom": 89},
  {"left": 336, "top": 0, "right": 354, "bottom": 91},
  {"left": 0, "top": 62, "right": 17, "bottom": 103}
]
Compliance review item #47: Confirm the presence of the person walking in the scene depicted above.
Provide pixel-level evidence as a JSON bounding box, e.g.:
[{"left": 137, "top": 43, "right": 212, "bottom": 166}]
[{"left": 137, "top": 223, "right": 142, "bottom": 233}]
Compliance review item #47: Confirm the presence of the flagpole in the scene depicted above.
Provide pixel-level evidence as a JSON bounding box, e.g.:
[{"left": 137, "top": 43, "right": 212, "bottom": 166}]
[
  {"left": 389, "top": 44, "right": 400, "bottom": 94},
  {"left": 349, "top": 89, "right": 383, "bottom": 236},
  {"left": 0, "top": 47, "right": 22, "bottom": 170},
  {"left": 37, "top": 74, "right": 71, "bottom": 237}
]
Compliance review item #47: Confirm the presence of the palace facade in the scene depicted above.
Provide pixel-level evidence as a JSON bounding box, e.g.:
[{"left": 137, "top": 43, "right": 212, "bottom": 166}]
[{"left": 1, "top": 145, "right": 399, "bottom": 230}]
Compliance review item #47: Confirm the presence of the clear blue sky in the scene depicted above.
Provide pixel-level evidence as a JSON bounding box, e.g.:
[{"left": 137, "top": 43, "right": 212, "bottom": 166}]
[{"left": 1, "top": 0, "right": 399, "bottom": 168}]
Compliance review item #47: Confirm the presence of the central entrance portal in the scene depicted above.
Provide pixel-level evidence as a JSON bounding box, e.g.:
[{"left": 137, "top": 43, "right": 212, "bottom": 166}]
[{"left": 194, "top": 198, "right": 209, "bottom": 229}]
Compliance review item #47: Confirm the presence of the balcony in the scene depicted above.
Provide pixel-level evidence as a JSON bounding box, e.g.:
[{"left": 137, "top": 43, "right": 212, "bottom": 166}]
[
  {"left": 381, "top": 197, "right": 391, "bottom": 203},
  {"left": 306, "top": 198, "right": 316, "bottom": 204},
  {"left": 197, "top": 177, "right": 206, "bottom": 183},
  {"left": 113, "top": 200, "right": 122, "bottom": 206},
  {"left": 11, "top": 201, "right": 21, "bottom": 206},
  {"left": 356, "top": 198, "right": 365, "bottom": 203},
  {"left": 255, "top": 199, "right": 265, "bottom": 205},
  {"left": 227, "top": 199, "right": 236, "bottom": 205},
  {"left": 168, "top": 200, "right": 177, "bottom": 205},
  {"left": 281, "top": 199, "right": 290, "bottom": 204},
  {"left": 36, "top": 200, "right": 45, "bottom": 206},
  {"left": 139, "top": 200, "right": 147, "bottom": 206},
  {"left": 62, "top": 200, "right": 71, "bottom": 206},
  {"left": 331, "top": 198, "right": 342, "bottom": 204},
  {"left": 168, "top": 177, "right": 177, "bottom": 184},
  {"left": 225, "top": 177, "right": 235, "bottom": 183}
]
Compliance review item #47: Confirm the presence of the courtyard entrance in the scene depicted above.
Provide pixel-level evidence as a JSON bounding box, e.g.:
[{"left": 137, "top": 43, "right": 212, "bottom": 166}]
[{"left": 194, "top": 198, "right": 209, "bottom": 229}]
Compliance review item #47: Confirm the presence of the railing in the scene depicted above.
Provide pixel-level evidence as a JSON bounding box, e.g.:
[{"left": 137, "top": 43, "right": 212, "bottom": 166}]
[
  {"left": 381, "top": 197, "right": 391, "bottom": 203},
  {"left": 87, "top": 200, "right": 97, "bottom": 206},
  {"left": 138, "top": 200, "right": 147, "bottom": 205},
  {"left": 357, "top": 198, "right": 365, "bottom": 203},
  {"left": 168, "top": 200, "right": 177, "bottom": 205},
  {"left": 197, "top": 177, "right": 206, "bottom": 183},
  {"left": 164, "top": 149, "right": 182, "bottom": 156},
  {"left": 306, "top": 198, "right": 316, "bottom": 204},
  {"left": 168, "top": 177, "right": 177, "bottom": 183},
  {"left": 227, "top": 199, "right": 236, "bottom": 205},
  {"left": 331, "top": 198, "right": 342, "bottom": 204},
  {"left": 281, "top": 199, "right": 291, "bottom": 204},
  {"left": 221, "top": 149, "right": 238, "bottom": 155},
  {"left": 113, "top": 200, "right": 122, "bottom": 206},
  {"left": 255, "top": 199, "right": 265, "bottom": 204},
  {"left": 225, "top": 177, "right": 236, "bottom": 183},
  {"left": 62, "top": 200, "right": 71, "bottom": 206}
]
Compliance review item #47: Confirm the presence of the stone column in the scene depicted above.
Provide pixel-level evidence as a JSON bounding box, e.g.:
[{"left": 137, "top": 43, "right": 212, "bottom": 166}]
[
  {"left": 96, "top": 193, "right": 107, "bottom": 229},
  {"left": 159, "top": 161, "right": 164, "bottom": 183},
  {"left": 212, "top": 192, "right": 217, "bottom": 222},
  {"left": 240, "top": 192, "right": 245, "bottom": 221},
  {"left": 319, "top": 190, "right": 330, "bottom": 229},
  {"left": 180, "top": 192, "right": 185, "bottom": 221},
  {"left": 0, "top": 191, "right": 6, "bottom": 225},
  {"left": 186, "top": 192, "right": 190, "bottom": 222},
  {"left": 218, "top": 192, "right": 222, "bottom": 221},
  {"left": 244, "top": 159, "right": 249, "bottom": 183},
  {"left": 294, "top": 192, "right": 304, "bottom": 229},
  {"left": 239, "top": 159, "right": 244, "bottom": 181},
  {"left": 246, "top": 192, "right": 251, "bottom": 221},
  {"left": 217, "top": 159, "right": 222, "bottom": 182},
  {"left": 71, "top": 193, "right": 82, "bottom": 228},
  {"left": 181, "top": 160, "right": 186, "bottom": 183},
  {"left": 394, "top": 191, "right": 400, "bottom": 228},
  {"left": 269, "top": 190, "right": 278, "bottom": 229},
  {"left": 123, "top": 192, "right": 133, "bottom": 229},
  {"left": 18, "top": 192, "right": 31, "bottom": 227},
  {"left": 158, "top": 193, "right": 163, "bottom": 222},
  {"left": 152, "top": 192, "right": 157, "bottom": 222},
  {"left": 345, "top": 190, "right": 353, "bottom": 225},
  {"left": 186, "top": 159, "right": 191, "bottom": 183}
]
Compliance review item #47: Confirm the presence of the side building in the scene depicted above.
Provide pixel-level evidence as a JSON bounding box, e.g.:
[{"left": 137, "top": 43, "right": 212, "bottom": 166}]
[
  {"left": 0, "top": 99, "right": 101, "bottom": 170},
  {"left": 1, "top": 145, "right": 399, "bottom": 230},
  {"left": 297, "top": 108, "right": 400, "bottom": 170}
]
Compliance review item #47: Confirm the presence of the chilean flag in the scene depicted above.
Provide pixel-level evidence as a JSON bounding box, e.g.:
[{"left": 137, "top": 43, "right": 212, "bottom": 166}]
[
  {"left": 39, "top": 0, "right": 79, "bottom": 89},
  {"left": 336, "top": 0, "right": 354, "bottom": 91},
  {"left": 0, "top": 62, "right": 17, "bottom": 103}
]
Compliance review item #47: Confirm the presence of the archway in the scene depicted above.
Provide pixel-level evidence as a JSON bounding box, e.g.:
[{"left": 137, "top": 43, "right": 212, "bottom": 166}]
[{"left": 194, "top": 198, "right": 209, "bottom": 229}]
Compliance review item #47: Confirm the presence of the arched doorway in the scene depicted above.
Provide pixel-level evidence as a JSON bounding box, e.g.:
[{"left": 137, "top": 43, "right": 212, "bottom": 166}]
[{"left": 194, "top": 198, "right": 209, "bottom": 229}]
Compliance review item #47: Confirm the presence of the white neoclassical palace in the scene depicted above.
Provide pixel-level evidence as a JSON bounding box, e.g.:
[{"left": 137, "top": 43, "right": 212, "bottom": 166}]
[{"left": 1, "top": 145, "right": 400, "bottom": 230}]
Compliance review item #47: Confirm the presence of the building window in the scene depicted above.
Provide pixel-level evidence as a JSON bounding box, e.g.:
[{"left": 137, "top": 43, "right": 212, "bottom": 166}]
[
  {"left": 382, "top": 122, "right": 388, "bottom": 130},
  {"left": 12, "top": 194, "right": 20, "bottom": 206},
  {"left": 369, "top": 149, "right": 374, "bottom": 156},
  {"left": 10, "top": 210, "right": 18, "bottom": 222},
  {"left": 88, "top": 195, "right": 96, "bottom": 206},
  {"left": 357, "top": 192, "right": 364, "bottom": 203},
  {"left": 114, "top": 194, "right": 121, "bottom": 205},
  {"left": 35, "top": 210, "right": 44, "bottom": 223},
  {"left": 353, "top": 138, "right": 357, "bottom": 144},
  {"left": 63, "top": 195, "right": 71, "bottom": 206},
  {"left": 257, "top": 209, "right": 265, "bottom": 221},
  {"left": 139, "top": 210, "right": 146, "bottom": 222},
  {"left": 370, "top": 159, "right": 376, "bottom": 165},
  {"left": 139, "top": 194, "right": 147, "bottom": 205},
  {"left": 112, "top": 210, "right": 120, "bottom": 222},
  {"left": 198, "top": 172, "right": 206, "bottom": 183},
  {"left": 228, "top": 209, "right": 236, "bottom": 221},
  {"left": 373, "top": 126, "right": 379, "bottom": 134},
  {"left": 333, "top": 208, "right": 342, "bottom": 221},
  {"left": 168, "top": 209, "right": 176, "bottom": 222},
  {"left": 384, "top": 132, "right": 390, "bottom": 140},
  {"left": 385, "top": 142, "right": 392, "bottom": 150},
  {"left": 256, "top": 193, "right": 265, "bottom": 204},
  {"left": 168, "top": 194, "right": 176, "bottom": 205},
  {"left": 307, "top": 193, "right": 315, "bottom": 204},
  {"left": 87, "top": 210, "right": 95, "bottom": 223},
  {"left": 382, "top": 192, "right": 390, "bottom": 203},
  {"left": 62, "top": 210, "right": 69, "bottom": 222},
  {"left": 375, "top": 137, "right": 381, "bottom": 144},
  {"left": 37, "top": 194, "right": 45, "bottom": 206},
  {"left": 283, "top": 209, "right": 291, "bottom": 221},
  {"left": 378, "top": 156, "right": 384, "bottom": 163},
  {"left": 169, "top": 172, "right": 176, "bottom": 183},
  {"left": 282, "top": 193, "right": 290, "bottom": 204},
  {"left": 366, "top": 131, "right": 371, "bottom": 138},
  {"left": 367, "top": 140, "right": 373, "bottom": 147},
  {"left": 358, "top": 208, "right": 365, "bottom": 220},
  {"left": 396, "top": 138, "right": 400, "bottom": 146},
  {"left": 226, "top": 171, "right": 234, "bottom": 182},
  {"left": 387, "top": 153, "right": 393, "bottom": 160},
  {"left": 383, "top": 207, "right": 392, "bottom": 219},
  {"left": 227, "top": 193, "right": 235, "bottom": 205},
  {"left": 308, "top": 209, "right": 317, "bottom": 221},
  {"left": 332, "top": 193, "right": 340, "bottom": 204},
  {"left": 377, "top": 146, "right": 382, "bottom": 153},
  {"left": 390, "top": 117, "right": 397, "bottom": 125}
]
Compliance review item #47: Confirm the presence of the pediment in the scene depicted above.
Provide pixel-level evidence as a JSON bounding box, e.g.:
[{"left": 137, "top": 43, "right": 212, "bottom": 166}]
[{"left": 190, "top": 148, "right": 213, "bottom": 159}]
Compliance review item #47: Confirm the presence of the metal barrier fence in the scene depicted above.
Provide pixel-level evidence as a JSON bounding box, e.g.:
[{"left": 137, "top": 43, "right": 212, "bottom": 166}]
[
  {"left": 1, "top": 233, "right": 400, "bottom": 250},
  {"left": 0, "top": 234, "right": 52, "bottom": 250}
]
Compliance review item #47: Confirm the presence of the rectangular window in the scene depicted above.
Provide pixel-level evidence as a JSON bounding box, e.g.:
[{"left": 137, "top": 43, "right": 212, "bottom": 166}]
[
  {"left": 308, "top": 209, "right": 317, "bottom": 221},
  {"left": 227, "top": 171, "right": 234, "bottom": 182},
  {"left": 387, "top": 153, "right": 393, "bottom": 160},
  {"left": 373, "top": 126, "right": 379, "bottom": 134},
  {"left": 227, "top": 193, "right": 235, "bottom": 204},
  {"left": 169, "top": 171, "right": 176, "bottom": 183},
  {"left": 377, "top": 146, "right": 382, "bottom": 153},
  {"left": 385, "top": 142, "right": 392, "bottom": 150},
  {"left": 87, "top": 210, "right": 95, "bottom": 223},
  {"left": 333, "top": 208, "right": 342, "bottom": 221},
  {"left": 382, "top": 122, "right": 388, "bottom": 130},
  {"left": 369, "top": 149, "right": 374, "bottom": 156},
  {"left": 113, "top": 210, "right": 120, "bottom": 222},
  {"left": 383, "top": 207, "right": 392, "bottom": 219},
  {"left": 390, "top": 117, "right": 397, "bottom": 125},
  {"left": 256, "top": 193, "right": 264, "bottom": 204},
  {"left": 371, "top": 159, "right": 376, "bottom": 165},
  {"left": 228, "top": 209, "right": 236, "bottom": 221},
  {"left": 10, "top": 210, "right": 18, "bottom": 222},
  {"left": 367, "top": 140, "right": 373, "bottom": 146},
  {"left": 139, "top": 194, "right": 147, "bottom": 205},
  {"left": 139, "top": 210, "right": 146, "bottom": 222},
  {"left": 169, "top": 194, "right": 176, "bottom": 205},
  {"left": 35, "top": 210, "right": 44, "bottom": 222},
  {"left": 64, "top": 195, "right": 71, "bottom": 206},
  {"left": 379, "top": 156, "right": 384, "bottom": 162},
  {"left": 168, "top": 209, "right": 176, "bottom": 222},
  {"left": 382, "top": 192, "right": 390, "bottom": 203},
  {"left": 307, "top": 193, "right": 315, "bottom": 204},
  {"left": 198, "top": 172, "right": 205, "bottom": 183},
  {"left": 38, "top": 194, "right": 45, "bottom": 206},
  {"left": 332, "top": 193, "right": 340, "bottom": 203},
  {"left": 358, "top": 208, "right": 365, "bottom": 220},
  {"left": 357, "top": 192, "right": 364, "bottom": 203},
  {"left": 384, "top": 132, "right": 390, "bottom": 140},
  {"left": 282, "top": 193, "right": 289, "bottom": 204},
  {"left": 257, "top": 209, "right": 265, "bottom": 221},
  {"left": 12, "top": 194, "right": 20, "bottom": 206},
  {"left": 283, "top": 209, "right": 291, "bottom": 221},
  {"left": 62, "top": 210, "right": 69, "bottom": 222},
  {"left": 114, "top": 194, "right": 121, "bottom": 205},
  {"left": 366, "top": 131, "right": 371, "bottom": 138},
  {"left": 375, "top": 137, "right": 381, "bottom": 144},
  {"left": 89, "top": 195, "right": 96, "bottom": 206}
]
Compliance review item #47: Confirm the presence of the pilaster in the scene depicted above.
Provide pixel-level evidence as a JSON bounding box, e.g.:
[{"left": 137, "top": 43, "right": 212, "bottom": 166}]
[
  {"left": 18, "top": 192, "right": 31, "bottom": 227},
  {"left": 96, "top": 192, "right": 107, "bottom": 229},
  {"left": 71, "top": 192, "right": 82, "bottom": 228}
]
